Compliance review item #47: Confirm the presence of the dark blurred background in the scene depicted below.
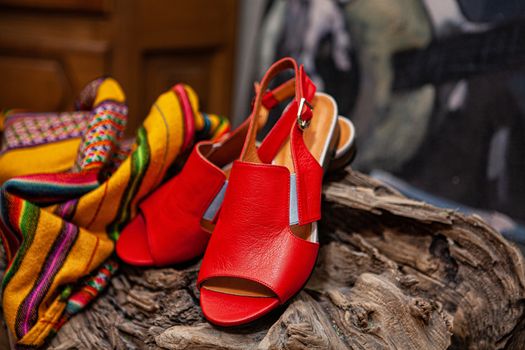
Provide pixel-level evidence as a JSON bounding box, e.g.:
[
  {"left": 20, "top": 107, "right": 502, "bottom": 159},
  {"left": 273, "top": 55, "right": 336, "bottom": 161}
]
[
  {"left": 0, "top": 0, "right": 238, "bottom": 133},
  {"left": 240, "top": 0, "right": 525, "bottom": 244}
]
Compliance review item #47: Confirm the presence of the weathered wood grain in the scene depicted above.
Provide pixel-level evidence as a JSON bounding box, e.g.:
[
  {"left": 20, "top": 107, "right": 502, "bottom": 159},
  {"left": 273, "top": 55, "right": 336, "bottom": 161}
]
[{"left": 41, "top": 169, "right": 525, "bottom": 349}]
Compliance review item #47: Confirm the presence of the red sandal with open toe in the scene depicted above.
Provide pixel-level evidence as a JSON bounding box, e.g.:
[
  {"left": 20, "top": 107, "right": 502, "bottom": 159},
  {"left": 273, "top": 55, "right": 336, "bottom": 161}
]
[{"left": 197, "top": 57, "right": 341, "bottom": 326}]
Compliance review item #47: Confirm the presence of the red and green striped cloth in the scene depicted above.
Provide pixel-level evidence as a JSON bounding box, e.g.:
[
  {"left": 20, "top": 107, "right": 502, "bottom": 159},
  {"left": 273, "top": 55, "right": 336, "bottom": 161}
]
[{"left": 0, "top": 77, "right": 229, "bottom": 348}]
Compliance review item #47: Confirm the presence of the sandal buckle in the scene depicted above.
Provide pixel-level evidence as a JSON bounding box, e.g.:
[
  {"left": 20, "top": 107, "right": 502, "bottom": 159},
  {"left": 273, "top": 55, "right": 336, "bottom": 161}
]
[{"left": 297, "top": 97, "right": 313, "bottom": 130}]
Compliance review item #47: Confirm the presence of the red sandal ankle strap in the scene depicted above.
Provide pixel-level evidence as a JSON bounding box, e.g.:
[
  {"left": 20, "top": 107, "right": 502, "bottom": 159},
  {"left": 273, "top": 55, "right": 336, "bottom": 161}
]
[
  {"left": 257, "top": 67, "right": 317, "bottom": 164},
  {"left": 259, "top": 72, "right": 316, "bottom": 111},
  {"left": 241, "top": 58, "right": 314, "bottom": 162}
]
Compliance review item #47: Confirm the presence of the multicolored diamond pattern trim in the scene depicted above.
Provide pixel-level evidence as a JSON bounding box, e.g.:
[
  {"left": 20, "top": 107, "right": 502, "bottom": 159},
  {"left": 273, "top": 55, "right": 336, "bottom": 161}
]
[
  {"left": 75, "top": 101, "right": 128, "bottom": 171},
  {"left": 1, "top": 112, "right": 91, "bottom": 155}
]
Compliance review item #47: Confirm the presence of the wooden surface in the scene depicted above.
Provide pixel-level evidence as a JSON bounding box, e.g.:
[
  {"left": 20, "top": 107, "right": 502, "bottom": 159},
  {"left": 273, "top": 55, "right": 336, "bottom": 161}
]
[
  {"left": 32, "top": 169, "right": 525, "bottom": 350},
  {"left": 0, "top": 0, "right": 238, "bottom": 132}
]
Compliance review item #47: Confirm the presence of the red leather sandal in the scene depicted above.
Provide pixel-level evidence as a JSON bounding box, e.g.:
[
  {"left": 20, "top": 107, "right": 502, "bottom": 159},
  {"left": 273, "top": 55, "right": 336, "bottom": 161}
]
[
  {"left": 116, "top": 65, "right": 355, "bottom": 267},
  {"left": 197, "top": 57, "right": 341, "bottom": 326}
]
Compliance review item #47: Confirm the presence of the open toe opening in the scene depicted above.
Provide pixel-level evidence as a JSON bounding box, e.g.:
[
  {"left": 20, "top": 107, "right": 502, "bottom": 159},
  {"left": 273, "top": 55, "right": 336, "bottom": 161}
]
[
  {"left": 202, "top": 277, "right": 275, "bottom": 298},
  {"left": 200, "top": 277, "right": 279, "bottom": 326}
]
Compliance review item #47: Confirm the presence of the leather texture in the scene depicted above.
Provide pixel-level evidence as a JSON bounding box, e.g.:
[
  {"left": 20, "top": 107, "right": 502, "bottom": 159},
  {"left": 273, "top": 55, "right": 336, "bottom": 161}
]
[
  {"left": 198, "top": 161, "right": 319, "bottom": 302},
  {"left": 140, "top": 146, "right": 225, "bottom": 265},
  {"left": 116, "top": 144, "right": 225, "bottom": 266},
  {"left": 198, "top": 57, "right": 326, "bottom": 326},
  {"left": 291, "top": 125, "right": 323, "bottom": 225}
]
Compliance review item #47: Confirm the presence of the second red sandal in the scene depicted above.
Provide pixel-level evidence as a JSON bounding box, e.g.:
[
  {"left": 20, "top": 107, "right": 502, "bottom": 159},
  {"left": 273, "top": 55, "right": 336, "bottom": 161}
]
[{"left": 197, "top": 57, "right": 341, "bottom": 326}]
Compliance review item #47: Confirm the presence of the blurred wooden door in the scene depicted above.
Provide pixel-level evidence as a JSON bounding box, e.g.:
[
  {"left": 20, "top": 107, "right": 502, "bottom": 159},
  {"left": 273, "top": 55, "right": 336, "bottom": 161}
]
[{"left": 0, "top": 0, "right": 238, "bottom": 132}]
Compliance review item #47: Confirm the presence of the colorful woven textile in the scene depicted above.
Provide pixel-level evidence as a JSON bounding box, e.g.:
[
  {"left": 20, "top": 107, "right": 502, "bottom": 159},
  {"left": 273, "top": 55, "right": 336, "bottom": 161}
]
[
  {"left": 0, "top": 111, "right": 91, "bottom": 153},
  {"left": 0, "top": 77, "right": 229, "bottom": 348},
  {"left": 0, "top": 109, "right": 92, "bottom": 184}
]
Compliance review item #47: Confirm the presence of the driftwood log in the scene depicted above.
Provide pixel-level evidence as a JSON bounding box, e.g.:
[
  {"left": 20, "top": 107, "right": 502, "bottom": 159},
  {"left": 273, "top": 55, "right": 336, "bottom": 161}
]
[{"left": 4, "top": 169, "right": 525, "bottom": 349}]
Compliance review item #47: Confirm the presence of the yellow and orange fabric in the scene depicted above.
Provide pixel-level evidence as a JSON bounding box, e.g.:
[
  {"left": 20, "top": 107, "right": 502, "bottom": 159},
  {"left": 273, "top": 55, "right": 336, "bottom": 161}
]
[{"left": 0, "top": 77, "right": 229, "bottom": 348}]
